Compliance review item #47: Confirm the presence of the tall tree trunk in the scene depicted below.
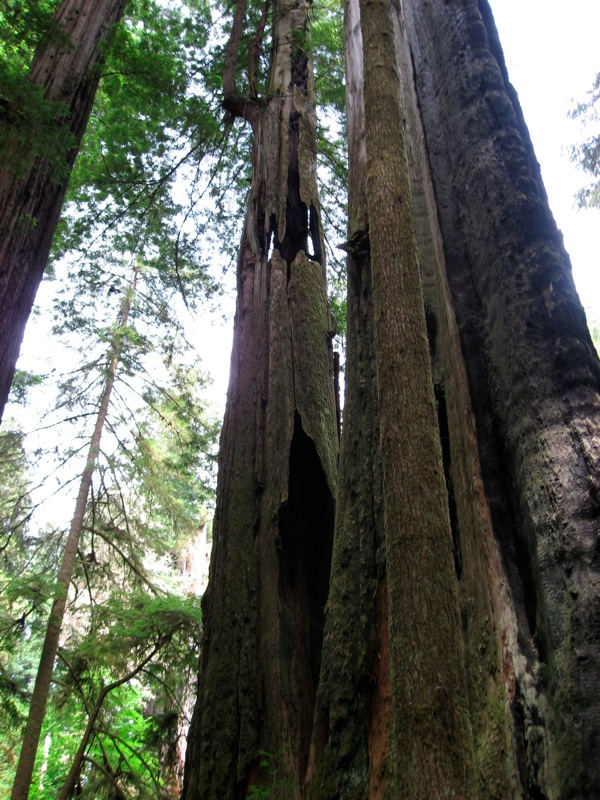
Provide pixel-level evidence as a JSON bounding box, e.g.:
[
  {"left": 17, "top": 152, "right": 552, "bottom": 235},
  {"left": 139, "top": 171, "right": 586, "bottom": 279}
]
[
  {"left": 305, "top": 4, "right": 388, "bottom": 795},
  {"left": 10, "top": 271, "right": 137, "bottom": 800},
  {"left": 0, "top": 0, "right": 127, "bottom": 423},
  {"left": 181, "top": 1, "right": 338, "bottom": 798},
  {"left": 307, "top": 0, "right": 478, "bottom": 795},
  {"left": 397, "top": 1, "right": 600, "bottom": 795},
  {"left": 309, "top": 0, "right": 600, "bottom": 798}
]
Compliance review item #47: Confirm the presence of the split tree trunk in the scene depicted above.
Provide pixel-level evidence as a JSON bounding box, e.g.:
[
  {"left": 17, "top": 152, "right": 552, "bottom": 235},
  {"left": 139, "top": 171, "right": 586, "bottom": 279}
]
[
  {"left": 181, "top": 1, "right": 338, "bottom": 797},
  {"left": 0, "top": 0, "right": 127, "bottom": 423},
  {"left": 10, "top": 271, "right": 137, "bottom": 800},
  {"left": 182, "top": 0, "right": 599, "bottom": 796}
]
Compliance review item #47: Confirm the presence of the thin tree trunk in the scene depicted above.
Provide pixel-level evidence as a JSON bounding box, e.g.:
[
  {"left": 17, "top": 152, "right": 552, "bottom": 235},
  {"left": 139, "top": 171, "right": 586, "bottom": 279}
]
[
  {"left": 0, "top": 0, "right": 127, "bottom": 423},
  {"left": 182, "top": 1, "right": 338, "bottom": 796},
  {"left": 10, "top": 271, "right": 137, "bottom": 800}
]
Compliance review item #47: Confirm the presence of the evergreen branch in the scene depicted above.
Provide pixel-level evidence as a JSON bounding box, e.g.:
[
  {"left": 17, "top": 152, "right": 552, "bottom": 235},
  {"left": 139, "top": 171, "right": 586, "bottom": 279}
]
[
  {"left": 81, "top": 526, "right": 158, "bottom": 593},
  {"left": 57, "top": 639, "right": 165, "bottom": 800},
  {"left": 140, "top": 666, "right": 188, "bottom": 717},
  {"left": 80, "top": 755, "right": 126, "bottom": 797},
  {"left": 93, "top": 723, "right": 164, "bottom": 792}
]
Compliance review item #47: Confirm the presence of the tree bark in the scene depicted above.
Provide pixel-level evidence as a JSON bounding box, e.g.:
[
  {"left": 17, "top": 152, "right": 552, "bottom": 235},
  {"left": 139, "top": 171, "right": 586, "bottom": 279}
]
[
  {"left": 396, "top": 1, "right": 600, "bottom": 795},
  {"left": 180, "top": 0, "right": 600, "bottom": 797},
  {"left": 10, "top": 271, "right": 137, "bottom": 800},
  {"left": 305, "top": 6, "right": 387, "bottom": 795},
  {"left": 0, "top": 0, "right": 127, "bottom": 423},
  {"left": 308, "top": 0, "right": 600, "bottom": 798},
  {"left": 181, "top": 1, "right": 338, "bottom": 798},
  {"left": 307, "top": 0, "right": 478, "bottom": 796}
]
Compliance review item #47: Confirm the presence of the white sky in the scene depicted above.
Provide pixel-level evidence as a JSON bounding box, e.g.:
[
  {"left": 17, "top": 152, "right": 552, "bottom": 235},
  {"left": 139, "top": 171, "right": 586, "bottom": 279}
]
[{"left": 488, "top": 0, "right": 600, "bottom": 316}]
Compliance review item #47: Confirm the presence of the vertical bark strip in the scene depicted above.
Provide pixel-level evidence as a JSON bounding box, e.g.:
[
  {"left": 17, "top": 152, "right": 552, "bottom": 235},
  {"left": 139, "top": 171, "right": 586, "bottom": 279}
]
[
  {"left": 389, "top": 5, "right": 525, "bottom": 796},
  {"left": 358, "top": 0, "right": 478, "bottom": 794},
  {"left": 182, "top": 1, "right": 338, "bottom": 797},
  {"left": 306, "top": 0, "right": 387, "bottom": 795},
  {"left": 10, "top": 270, "right": 138, "bottom": 800},
  {"left": 0, "top": 0, "right": 127, "bottom": 422},
  {"left": 308, "top": 0, "right": 478, "bottom": 795}
]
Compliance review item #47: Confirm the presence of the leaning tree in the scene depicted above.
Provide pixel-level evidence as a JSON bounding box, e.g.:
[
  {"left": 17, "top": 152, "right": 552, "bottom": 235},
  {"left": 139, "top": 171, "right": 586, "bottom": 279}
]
[{"left": 0, "top": 0, "right": 128, "bottom": 422}]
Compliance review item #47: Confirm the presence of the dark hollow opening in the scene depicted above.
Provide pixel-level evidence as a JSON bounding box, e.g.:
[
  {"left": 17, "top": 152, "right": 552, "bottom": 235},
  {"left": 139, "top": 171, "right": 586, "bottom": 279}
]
[
  {"left": 278, "top": 412, "right": 335, "bottom": 778},
  {"left": 280, "top": 111, "right": 309, "bottom": 269}
]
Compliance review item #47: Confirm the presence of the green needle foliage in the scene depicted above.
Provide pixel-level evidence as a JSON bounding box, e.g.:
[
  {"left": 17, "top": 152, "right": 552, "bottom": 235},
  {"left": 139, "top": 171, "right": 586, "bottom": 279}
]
[
  {"left": 569, "top": 71, "right": 600, "bottom": 352},
  {"left": 0, "top": 0, "right": 76, "bottom": 178},
  {"left": 22, "top": 593, "right": 203, "bottom": 800},
  {"left": 570, "top": 71, "right": 600, "bottom": 209},
  {"left": 1, "top": 243, "right": 218, "bottom": 795},
  {"left": 52, "top": 0, "right": 243, "bottom": 302}
]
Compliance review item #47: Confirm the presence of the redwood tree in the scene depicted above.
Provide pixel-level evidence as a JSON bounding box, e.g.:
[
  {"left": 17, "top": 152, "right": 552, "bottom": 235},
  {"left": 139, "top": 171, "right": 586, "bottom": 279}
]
[
  {"left": 401, "top": 1, "right": 600, "bottom": 795},
  {"left": 0, "top": 0, "right": 128, "bottom": 423},
  {"left": 181, "top": 0, "right": 339, "bottom": 797},
  {"left": 307, "top": 0, "right": 600, "bottom": 798},
  {"left": 180, "top": 0, "right": 599, "bottom": 797}
]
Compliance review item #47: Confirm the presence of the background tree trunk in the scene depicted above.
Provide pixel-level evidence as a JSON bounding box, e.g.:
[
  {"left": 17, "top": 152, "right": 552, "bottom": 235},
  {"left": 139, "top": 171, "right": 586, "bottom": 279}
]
[
  {"left": 10, "top": 271, "right": 137, "bottom": 800},
  {"left": 0, "top": 0, "right": 127, "bottom": 423},
  {"left": 181, "top": 1, "right": 338, "bottom": 797}
]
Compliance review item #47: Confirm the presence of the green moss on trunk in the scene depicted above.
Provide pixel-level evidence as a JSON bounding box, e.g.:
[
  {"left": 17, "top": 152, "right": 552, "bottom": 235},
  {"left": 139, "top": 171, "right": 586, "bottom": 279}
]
[{"left": 182, "top": 2, "right": 337, "bottom": 797}]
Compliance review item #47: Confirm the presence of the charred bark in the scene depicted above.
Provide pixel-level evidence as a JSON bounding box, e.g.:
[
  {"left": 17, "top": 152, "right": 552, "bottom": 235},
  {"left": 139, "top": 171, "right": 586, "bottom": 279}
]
[
  {"left": 182, "top": 1, "right": 338, "bottom": 797},
  {"left": 0, "top": 0, "right": 127, "bottom": 423},
  {"left": 396, "top": 0, "right": 600, "bottom": 796}
]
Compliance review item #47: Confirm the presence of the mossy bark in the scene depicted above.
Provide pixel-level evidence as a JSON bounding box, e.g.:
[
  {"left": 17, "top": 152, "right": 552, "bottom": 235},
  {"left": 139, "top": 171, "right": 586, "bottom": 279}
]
[
  {"left": 308, "top": 0, "right": 478, "bottom": 796},
  {"left": 308, "top": 1, "right": 600, "bottom": 798},
  {"left": 358, "top": 0, "right": 478, "bottom": 793},
  {"left": 181, "top": 1, "right": 338, "bottom": 798},
  {"left": 390, "top": 5, "right": 525, "bottom": 797},
  {"left": 0, "top": 0, "right": 127, "bottom": 422},
  {"left": 305, "top": 3, "right": 388, "bottom": 796}
]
